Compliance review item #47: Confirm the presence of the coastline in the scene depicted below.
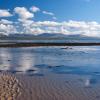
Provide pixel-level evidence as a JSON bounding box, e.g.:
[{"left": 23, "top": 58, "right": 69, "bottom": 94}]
[{"left": 1, "top": 42, "right": 100, "bottom": 47}]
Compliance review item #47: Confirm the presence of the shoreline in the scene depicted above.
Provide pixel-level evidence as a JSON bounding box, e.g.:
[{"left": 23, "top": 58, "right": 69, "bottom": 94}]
[{"left": 1, "top": 42, "right": 100, "bottom": 47}]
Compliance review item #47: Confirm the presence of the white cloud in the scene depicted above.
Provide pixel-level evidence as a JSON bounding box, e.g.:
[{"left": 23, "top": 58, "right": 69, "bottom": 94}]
[
  {"left": 35, "top": 21, "right": 60, "bottom": 27},
  {"left": 42, "top": 11, "right": 57, "bottom": 20},
  {"left": 43, "top": 11, "right": 54, "bottom": 16},
  {"left": 1, "top": 18, "right": 100, "bottom": 37},
  {"left": 0, "top": 19, "right": 13, "bottom": 24},
  {"left": 19, "top": 20, "right": 100, "bottom": 37},
  {"left": 53, "top": 17, "right": 57, "bottom": 20},
  {"left": 0, "top": 19, "right": 17, "bottom": 35},
  {"left": 1, "top": 6, "right": 100, "bottom": 37},
  {"left": 0, "top": 23, "right": 17, "bottom": 35},
  {"left": 14, "top": 7, "right": 34, "bottom": 20},
  {"left": 0, "top": 9, "right": 12, "bottom": 17},
  {"left": 30, "top": 6, "right": 40, "bottom": 12}
]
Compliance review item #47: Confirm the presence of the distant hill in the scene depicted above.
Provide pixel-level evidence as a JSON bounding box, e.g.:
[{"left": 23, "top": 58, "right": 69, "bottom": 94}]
[
  {"left": 36, "top": 33, "right": 100, "bottom": 40},
  {"left": 0, "top": 33, "right": 7, "bottom": 37},
  {"left": 0, "top": 33, "right": 100, "bottom": 42}
]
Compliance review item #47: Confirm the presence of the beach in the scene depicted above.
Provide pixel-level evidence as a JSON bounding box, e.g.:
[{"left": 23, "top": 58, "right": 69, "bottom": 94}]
[
  {"left": 0, "top": 72, "right": 100, "bottom": 100},
  {"left": 0, "top": 46, "right": 100, "bottom": 100},
  {"left": 0, "top": 0, "right": 100, "bottom": 99}
]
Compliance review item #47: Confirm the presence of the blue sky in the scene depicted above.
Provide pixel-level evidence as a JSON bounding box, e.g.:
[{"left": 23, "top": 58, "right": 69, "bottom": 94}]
[
  {"left": 0, "top": 0, "right": 100, "bottom": 37},
  {"left": 0, "top": 0, "right": 100, "bottom": 21}
]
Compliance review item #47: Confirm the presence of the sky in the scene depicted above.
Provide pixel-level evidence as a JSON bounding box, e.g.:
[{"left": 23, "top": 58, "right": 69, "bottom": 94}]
[{"left": 0, "top": 0, "right": 100, "bottom": 37}]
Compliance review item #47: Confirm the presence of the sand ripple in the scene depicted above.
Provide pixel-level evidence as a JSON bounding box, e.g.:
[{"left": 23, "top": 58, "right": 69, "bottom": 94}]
[{"left": 0, "top": 73, "right": 22, "bottom": 100}]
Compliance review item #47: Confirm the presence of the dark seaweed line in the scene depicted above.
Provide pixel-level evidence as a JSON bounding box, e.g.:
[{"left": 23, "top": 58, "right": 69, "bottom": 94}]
[{"left": 1, "top": 42, "right": 100, "bottom": 47}]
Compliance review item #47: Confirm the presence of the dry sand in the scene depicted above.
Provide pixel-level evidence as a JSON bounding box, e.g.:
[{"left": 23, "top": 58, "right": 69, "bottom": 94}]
[
  {"left": 0, "top": 72, "right": 100, "bottom": 100},
  {"left": 0, "top": 72, "right": 22, "bottom": 100}
]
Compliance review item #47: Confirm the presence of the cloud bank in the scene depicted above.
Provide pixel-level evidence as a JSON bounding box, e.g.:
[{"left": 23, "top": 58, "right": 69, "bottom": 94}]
[{"left": 0, "top": 6, "right": 100, "bottom": 37}]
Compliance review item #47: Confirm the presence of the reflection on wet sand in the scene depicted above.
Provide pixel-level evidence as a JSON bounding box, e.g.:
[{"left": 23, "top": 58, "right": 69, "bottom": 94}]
[
  {"left": 0, "top": 48, "right": 39, "bottom": 74},
  {"left": 1, "top": 46, "right": 100, "bottom": 76},
  {"left": 0, "top": 48, "right": 12, "bottom": 70}
]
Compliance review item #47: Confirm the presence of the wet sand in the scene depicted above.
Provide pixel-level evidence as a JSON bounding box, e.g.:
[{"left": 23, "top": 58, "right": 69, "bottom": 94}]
[
  {"left": 0, "top": 46, "right": 100, "bottom": 100},
  {"left": 0, "top": 72, "right": 99, "bottom": 100}
]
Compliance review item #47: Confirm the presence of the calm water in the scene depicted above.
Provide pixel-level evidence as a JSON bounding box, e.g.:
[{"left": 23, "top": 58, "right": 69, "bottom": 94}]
[
  {"left": 1, "top": 39, "right": 100, "bottom": 43},
  {"left": 0, "top": 46, "right": 100, "bottom": 86}
]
